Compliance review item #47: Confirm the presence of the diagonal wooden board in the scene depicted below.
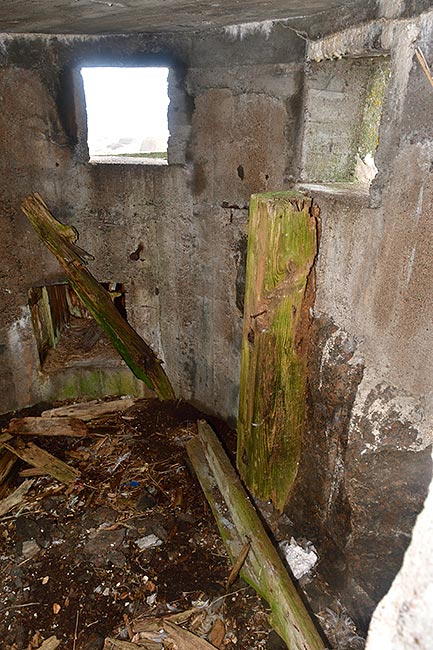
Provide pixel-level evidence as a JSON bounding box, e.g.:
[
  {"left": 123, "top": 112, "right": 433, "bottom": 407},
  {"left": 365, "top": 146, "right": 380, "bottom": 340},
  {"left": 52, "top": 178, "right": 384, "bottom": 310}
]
[
  {"left": 187, "top": 421, "right": 326, "bottom": 650},
  {"left": 2, "top": 438, "right": 79, "bottom": 485},
  {"left": 21, "top": 193, "right": 174, "bottom": 401}
]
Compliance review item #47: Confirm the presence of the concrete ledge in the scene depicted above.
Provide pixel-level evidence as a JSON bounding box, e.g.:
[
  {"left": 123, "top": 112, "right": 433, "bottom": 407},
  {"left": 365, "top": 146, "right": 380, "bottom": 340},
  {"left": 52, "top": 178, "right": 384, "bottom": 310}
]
[{"left": 297, "top": 182, "right": 371, "bottom": 204}]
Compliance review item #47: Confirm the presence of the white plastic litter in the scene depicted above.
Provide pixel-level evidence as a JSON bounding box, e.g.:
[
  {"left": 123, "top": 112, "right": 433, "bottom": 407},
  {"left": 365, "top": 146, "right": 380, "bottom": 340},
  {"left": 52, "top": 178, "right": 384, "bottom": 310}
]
[
  {"left": 279, "top": 537, "right": 318, "bottom": 579},
  {"left": 146, "top": 592, "right": 158, "bottom": 606},
  {"left": 108, "top": 451, "right": 131, "bottom": 474},
  {"left": 135, "top": 534, "right": 163, "bottom": 550}
]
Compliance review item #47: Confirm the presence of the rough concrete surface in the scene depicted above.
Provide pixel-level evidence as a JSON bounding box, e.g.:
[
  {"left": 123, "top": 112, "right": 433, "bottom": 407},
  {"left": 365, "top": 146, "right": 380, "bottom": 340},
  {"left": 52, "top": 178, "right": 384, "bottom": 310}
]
[
  {"left": 286, "top": 5, "right": 433, "bottom": 634},
  {"left": 366, "top": 451, "right": 433, "bottom": 649},
  {"left": 0, "top": 0, "right": 372, "bottom": 35},
  {"left": 0, "top": 26, "right": 304, "bottom": 420},
  {"left": 1, "top": 4, "right": 433, "bottom": 641}
]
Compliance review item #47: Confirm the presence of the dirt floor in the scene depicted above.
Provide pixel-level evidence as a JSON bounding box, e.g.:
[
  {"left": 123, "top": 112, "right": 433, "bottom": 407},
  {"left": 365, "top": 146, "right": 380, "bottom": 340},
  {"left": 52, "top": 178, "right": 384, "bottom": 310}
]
[{"left": 0, "top": 398, "right": 287, "bottom": 650}]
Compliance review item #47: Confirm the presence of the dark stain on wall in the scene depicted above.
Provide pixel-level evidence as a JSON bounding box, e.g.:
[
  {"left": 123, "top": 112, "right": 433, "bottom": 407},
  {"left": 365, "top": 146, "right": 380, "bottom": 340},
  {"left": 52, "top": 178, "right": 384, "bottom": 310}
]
[
  {"left": 191, "top": 161, "right": 207, "bottom": 195},
  {"left": 286, "top": 316, "right": 362, "bottom": 580},
  {"left": 235, "top": 233, "right": 248, "bottom": 314},
  {"left": 285, "top": 314, "right": 433, "bottom": 633}
]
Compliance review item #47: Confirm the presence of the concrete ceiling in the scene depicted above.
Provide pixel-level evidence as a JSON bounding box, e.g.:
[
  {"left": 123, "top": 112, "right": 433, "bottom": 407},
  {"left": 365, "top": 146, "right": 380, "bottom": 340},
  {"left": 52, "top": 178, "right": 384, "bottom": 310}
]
[{"left": 0, "top": 0, "right": 368, "bottom": 35}]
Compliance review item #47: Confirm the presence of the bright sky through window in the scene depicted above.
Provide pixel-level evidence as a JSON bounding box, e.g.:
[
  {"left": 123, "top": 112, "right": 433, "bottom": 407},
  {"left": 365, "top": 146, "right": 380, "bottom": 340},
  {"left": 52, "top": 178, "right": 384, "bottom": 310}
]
[{"left": 81, "top": 67, "right": 169, "bottom": 158}]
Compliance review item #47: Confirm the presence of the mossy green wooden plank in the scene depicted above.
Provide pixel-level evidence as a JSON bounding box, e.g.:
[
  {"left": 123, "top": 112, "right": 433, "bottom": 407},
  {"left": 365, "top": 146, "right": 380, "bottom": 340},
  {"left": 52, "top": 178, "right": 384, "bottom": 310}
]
[
  {"left": 187, "top": 421, "right": 326, "bottom": 650},
  {"left": 21, "top": 193, "right": 174, "bottom": 401},
  {"left": 237, "top": 191, "right": 319, "bottom": 512}
]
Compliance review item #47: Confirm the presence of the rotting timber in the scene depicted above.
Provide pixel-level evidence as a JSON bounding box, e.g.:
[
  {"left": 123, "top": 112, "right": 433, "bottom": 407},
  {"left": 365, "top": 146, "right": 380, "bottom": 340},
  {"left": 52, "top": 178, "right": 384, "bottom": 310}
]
[
  {"left": 187, "top": 421, "right": 326, "bottom": 650},
  {"left": 21, "top": 193, "right": 174, "bottom": 401},
  {"left": 237, "top": 191, "right": 319, "bottom": 512}
]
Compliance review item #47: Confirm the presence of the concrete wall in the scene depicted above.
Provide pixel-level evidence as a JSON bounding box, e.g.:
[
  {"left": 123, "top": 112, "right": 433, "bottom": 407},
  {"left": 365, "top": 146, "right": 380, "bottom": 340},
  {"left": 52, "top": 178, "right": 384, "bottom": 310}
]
[
  {"left": 0, "top": 60, "right": 189, "bottom": 408},
  {"left": 0, "top": 26, "right": 304, "bottom": 419},
  {"left": 184, "top": 27, "right": 304, "bottom": 418},
  {"left": 301, "top": 56, "right": 389, "bottom": 183},
  {"left": 366, "top": 449, "right": 433, "bottom": 649},
  {"left": 2, "top": 6, "right": 433, "bottom": 640},
  {"left": 285, "top": 6, "right": 433, "bottom": 635}
]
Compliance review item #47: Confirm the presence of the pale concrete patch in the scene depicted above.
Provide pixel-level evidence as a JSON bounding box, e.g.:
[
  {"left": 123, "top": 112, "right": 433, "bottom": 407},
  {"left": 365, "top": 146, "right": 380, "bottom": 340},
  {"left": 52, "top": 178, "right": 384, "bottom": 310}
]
[{"left": 366, "top": 452, "right": 433, "bottom": 650}]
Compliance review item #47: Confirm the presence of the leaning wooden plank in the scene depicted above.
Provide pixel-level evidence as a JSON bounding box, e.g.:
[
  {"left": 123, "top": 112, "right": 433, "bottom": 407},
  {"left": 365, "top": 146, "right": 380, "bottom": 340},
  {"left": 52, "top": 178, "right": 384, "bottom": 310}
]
[
  {"left": 0, "top": 479, "right": 34, "bottom": 517},
  {"left": 237, "top": 191, "right": 319, "bottom": 512},
  {"left": 41, "top": 397, "right": 136, "bottom": 421},
  {"left": 186, "top": 421, "right": 326, "bottom": 650},
  {"left": 21, "top": 193, "right": 174, "bottom": 401},
  {"left": 163, "top": 621, "right": 216, "bottom": 649},
  {"left": 3, "top": 439, "right": 79, "bottom": 485},
  {"left": 7, "top": 417, "right": 88, "bottom": 437}
]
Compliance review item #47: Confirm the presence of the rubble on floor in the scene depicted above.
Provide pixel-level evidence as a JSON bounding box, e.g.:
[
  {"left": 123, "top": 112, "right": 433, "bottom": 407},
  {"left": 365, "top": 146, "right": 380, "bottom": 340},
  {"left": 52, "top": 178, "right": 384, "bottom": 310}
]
[{"left": 0, "top": 397, "right": 284, "bottom": 650}]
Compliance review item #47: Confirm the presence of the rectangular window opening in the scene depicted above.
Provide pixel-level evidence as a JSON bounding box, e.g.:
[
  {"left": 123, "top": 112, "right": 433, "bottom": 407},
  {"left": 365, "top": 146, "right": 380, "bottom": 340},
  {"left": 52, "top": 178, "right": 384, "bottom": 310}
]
[
  {"left": 300, "top": 55, "right": 391, "bottom": 189},
  {"left": 29, "top": 283, "right": 127, "bottom": 371},
  {"left": 81, "top": 66, "right": 170, "bottom": 165}
]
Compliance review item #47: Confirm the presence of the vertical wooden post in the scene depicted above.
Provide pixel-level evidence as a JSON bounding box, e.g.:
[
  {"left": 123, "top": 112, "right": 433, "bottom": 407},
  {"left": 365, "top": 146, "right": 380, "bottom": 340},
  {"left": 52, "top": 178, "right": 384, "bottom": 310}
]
[{"left": 237, "top": 191, "right": 319, "bottom": 512}]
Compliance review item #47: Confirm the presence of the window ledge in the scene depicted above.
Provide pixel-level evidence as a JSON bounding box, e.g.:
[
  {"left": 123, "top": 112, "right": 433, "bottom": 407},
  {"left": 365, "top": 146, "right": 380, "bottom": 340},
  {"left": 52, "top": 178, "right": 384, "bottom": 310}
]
[
  {"left": 297, "top": 182, "right": 371, "bottom": 204},
  {"left": 89, "top": 156, "right": 168, "bottom": 166}
]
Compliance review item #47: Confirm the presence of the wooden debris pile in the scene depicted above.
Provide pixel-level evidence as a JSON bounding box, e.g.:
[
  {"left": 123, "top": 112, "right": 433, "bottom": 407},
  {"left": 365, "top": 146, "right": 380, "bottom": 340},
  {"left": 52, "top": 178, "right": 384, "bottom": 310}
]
[
  {"left": 0, "top": 419, "right": 86, "bottom": 519},
  {"left": 0, "top": 397, "right": 277, "bottom": 649},
  {"left": 0, "top": 398, "right": 141, "bottom": 508}
]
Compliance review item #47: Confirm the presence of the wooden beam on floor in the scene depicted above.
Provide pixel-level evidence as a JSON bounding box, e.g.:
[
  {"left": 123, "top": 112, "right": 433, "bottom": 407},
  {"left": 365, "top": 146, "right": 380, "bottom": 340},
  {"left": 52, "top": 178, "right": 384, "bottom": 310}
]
[
  {"left": 7, "top": 417, "right": 88, "bottom": 437},
  {"left": 41, "top": 397, "right": 137, "bottom": 421},
  {"left": 187, "top": 420, "right": 326, "bottom": 650}
]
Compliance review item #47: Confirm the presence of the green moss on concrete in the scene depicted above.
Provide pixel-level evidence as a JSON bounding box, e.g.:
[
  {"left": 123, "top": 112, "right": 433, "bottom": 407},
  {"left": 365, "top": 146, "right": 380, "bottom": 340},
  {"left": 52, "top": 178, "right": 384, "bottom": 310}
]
[
  {"left": 358, "top": 58, "right": 391, "bottom": 160},
  {"left": 36, "top": 365, "right": 147, "bottom": 404},
  {"left": 78, "top": 370, "right": 103, "bottom": 398},
  {"left": 56, "top": 374, "right": 80, "bottom": 400}
]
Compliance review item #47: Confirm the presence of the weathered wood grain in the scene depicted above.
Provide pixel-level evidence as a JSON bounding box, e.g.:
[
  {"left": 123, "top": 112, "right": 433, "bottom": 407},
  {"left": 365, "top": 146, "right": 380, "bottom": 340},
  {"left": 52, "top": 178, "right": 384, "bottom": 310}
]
[
  {"left": 41, "top": 397, "right": 137, "bottom": 421},
  {"left": 3, "top": 439, "right": 79, "bottom": 484},
  {"left": 237, "top": 191, "right": 319, "bottom": 511},
  {"left": 8, "top": 417, "right": 88, "bottom": 437},
  {"left": 0, "top": 479, "right": 35, "bottom": 517},
  {"left": 187, "top": 421, "right": 325, "bottom": 650},
  {"left": 0, "top": 449, "right": 16, "bottom": 484}
]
